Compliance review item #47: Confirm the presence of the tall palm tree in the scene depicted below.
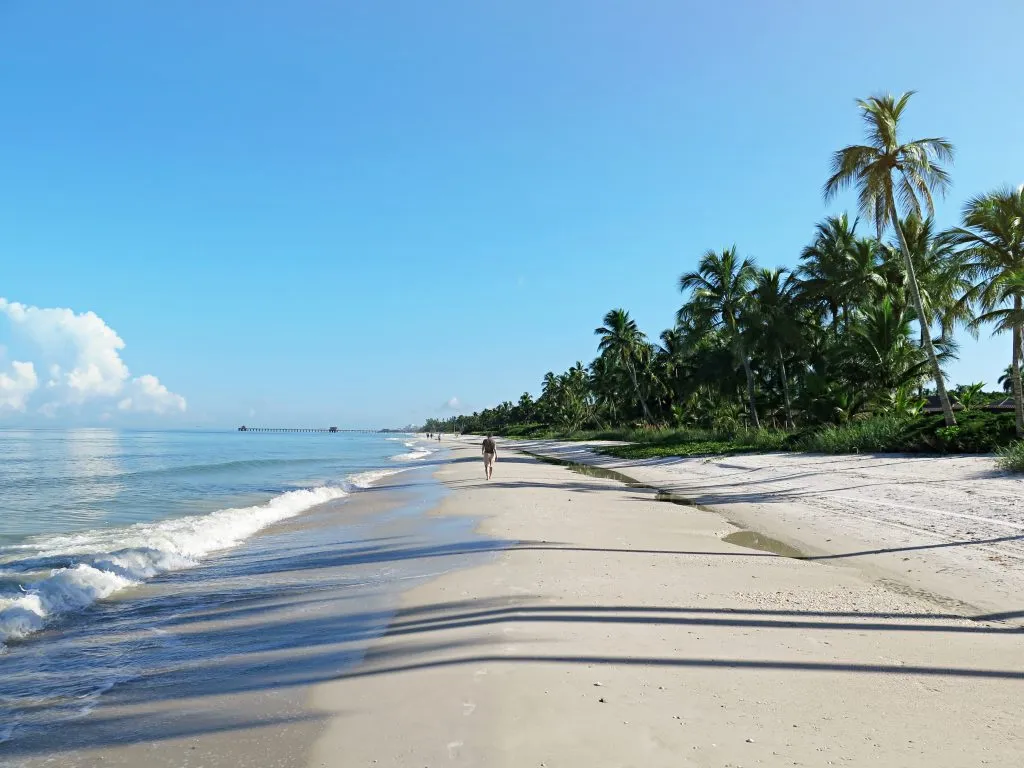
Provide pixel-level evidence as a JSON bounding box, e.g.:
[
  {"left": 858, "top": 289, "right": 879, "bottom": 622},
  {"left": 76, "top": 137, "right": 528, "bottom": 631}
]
[
  {"left": 679, "top": 247, "right": 761, "bottom": 428},
  {"left": 594, "top": 308, "right": 654, "bottom": 423},
  {"left": 952, "top": 186, "right": 1024, "bottom": 436},
  {"left": 746, "top": 267, "right": 804, "bottom": 429},
  {"left": 824, "top": 91, "right": 958, "bottom": 426}
]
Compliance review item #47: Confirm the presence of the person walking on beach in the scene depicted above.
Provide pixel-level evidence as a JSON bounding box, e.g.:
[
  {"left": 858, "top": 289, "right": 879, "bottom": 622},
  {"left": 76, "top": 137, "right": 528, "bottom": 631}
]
[{"left": 481, "top": 434, "right": 497, "bottom": 480}]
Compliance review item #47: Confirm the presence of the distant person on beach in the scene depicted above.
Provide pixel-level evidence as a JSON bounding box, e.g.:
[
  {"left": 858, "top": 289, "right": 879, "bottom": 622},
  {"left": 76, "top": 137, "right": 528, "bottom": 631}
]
[{"left": 481, "top": 434, "right": 496, "bottom": 480}]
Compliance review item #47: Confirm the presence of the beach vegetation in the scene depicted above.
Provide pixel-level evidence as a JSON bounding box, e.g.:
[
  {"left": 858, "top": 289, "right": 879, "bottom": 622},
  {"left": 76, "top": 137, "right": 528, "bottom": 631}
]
[
  {"left": 996, "top": 440, "right": 1024, "bottom": 472},
  {"left": 422, "top": 92, "right": 1023, "bottom": 458}
]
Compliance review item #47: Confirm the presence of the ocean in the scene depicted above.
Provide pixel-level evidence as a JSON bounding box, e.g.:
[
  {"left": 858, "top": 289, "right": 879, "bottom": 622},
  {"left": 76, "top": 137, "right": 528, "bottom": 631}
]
[{"left": 0, "top": 429, "right": 465, "bottom": 751}]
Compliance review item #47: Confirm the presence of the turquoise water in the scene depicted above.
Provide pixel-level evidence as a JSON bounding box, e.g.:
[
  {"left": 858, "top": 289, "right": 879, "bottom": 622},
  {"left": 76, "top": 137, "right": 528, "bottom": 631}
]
[
  {"left": 0, "top": 429, "right": 415, "bottom": 543},
  {"left": 0, "top": 429, "right": 454, "bottom": 746}
]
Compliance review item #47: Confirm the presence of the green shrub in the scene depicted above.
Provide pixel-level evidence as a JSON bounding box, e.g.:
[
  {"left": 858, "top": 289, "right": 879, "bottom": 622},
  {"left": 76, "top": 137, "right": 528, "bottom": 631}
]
[
  {"left": 897, "top": 411, "right": 1017, "bottom": 453},
  {"left": 996, "top": 441, "right": 1024, "bottom": 472}
]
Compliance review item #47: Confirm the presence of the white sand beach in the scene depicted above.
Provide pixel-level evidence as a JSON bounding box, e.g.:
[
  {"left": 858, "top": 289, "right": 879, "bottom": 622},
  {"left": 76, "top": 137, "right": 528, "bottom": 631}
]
[
  {"left": 514, "top": 441, "right": 1024, "bottom": 619},
  {"left": 10, "top": 441, "right": 1021, "bottom": 767},
  {"left": 307, "top": 441, "right": 1023, "bottom": 767}
]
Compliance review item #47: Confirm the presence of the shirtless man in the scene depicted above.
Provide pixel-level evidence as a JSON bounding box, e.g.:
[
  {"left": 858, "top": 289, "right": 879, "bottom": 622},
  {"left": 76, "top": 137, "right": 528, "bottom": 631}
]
[{"left": 481, "top": 434, "right": 497, "bottom": 480}]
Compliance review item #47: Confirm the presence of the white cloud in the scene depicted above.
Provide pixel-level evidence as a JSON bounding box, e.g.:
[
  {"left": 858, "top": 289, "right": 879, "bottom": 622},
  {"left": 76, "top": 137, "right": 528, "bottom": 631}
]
[
  {"left": 442, "top": 396, "right": 461, "bottom": 410},
  {"left": 0, "top": 298, "right": 185, "bottom": 417},
  {"left": 0, "top": 299, "right": 128, "bottom": 401},
  {"left": 0, "top": 361, "right": 39, "bottom": 411},
  {"left": 118, "top": 375, "right": 187, "bottom": 414}
]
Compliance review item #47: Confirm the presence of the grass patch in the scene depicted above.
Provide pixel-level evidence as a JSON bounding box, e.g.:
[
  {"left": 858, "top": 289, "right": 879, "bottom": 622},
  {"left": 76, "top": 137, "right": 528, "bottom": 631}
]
[
  {"left": 597, "top": 427, "right": 790, "bottom": 460},
  {"left": 596, "top": 412, "right": 1020, "bottom": 460},
  {"left": 792, "top": 416, "right": 910, "bottom": 454},
  {"left": 997, "top": 441, "right": 1024, "bottom": 472},
  {"left": 496, "top": 410, "right": 1021, "bottom": 459}
]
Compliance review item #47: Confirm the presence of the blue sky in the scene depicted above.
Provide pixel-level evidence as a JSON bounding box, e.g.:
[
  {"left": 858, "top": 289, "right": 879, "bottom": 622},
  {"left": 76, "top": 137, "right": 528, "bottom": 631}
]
[{"left": 0, "top": 1, "right": 1020, "bottom": 428}]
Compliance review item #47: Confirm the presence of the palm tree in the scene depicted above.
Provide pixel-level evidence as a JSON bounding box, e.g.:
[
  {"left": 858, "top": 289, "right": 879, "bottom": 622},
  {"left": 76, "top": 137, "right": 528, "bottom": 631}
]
[
  {"left": 999, "top": 364, "right": 1019, "bottom": 394},
  {"left": 847, "top": 298, "right": 933, "bottom": 399},
  {"left": 589, "top": 354, "right": 621, "bottom": 427},
  {"left": 952, "top": 186, "right": 1024, "bottom": 436},
  {"left": 746, "top": 267, "right": 804, "bottom": 428},
  {"left": 824, "top": 91, "right": 958, "bottom": 426},
  {"left": 594, "top": 309, "right": 654, "bottom": 423},
  {"left": 899, "top": 215, "right": 974, "bottom": 343},
  {"left": 953, "top": 382, "right": 986, "bottom": 411},
  {"left": 656, "top": 327, "right": 689, "bottom": 410},
  {"left": 799, "top": 214, "right": 859, "bottom": 330},
  {"left": 680, "top": 247, "right": 760, "bottom": 428},
  {"left": 843, "top": 236, "right": 888, "bottom": 309}
]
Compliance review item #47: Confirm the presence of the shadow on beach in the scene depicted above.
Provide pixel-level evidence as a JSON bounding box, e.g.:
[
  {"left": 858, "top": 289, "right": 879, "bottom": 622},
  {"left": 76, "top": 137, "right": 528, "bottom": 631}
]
[{"left": 5, "top": 451, "right": 1024, "bottom": 761}]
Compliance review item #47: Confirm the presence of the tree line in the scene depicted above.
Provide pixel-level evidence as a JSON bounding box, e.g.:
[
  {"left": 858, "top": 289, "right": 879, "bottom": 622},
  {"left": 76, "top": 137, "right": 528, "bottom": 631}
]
[{"left": 423, "top": 93, "right": 1023, "bottom": 441}]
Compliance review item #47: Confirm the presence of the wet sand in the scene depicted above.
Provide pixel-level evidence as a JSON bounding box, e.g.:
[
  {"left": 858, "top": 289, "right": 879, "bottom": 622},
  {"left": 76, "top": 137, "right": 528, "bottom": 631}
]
[
  {"left": 3, "top": 463, "right": 494, "bottom": 768},
  {"left": 308, "top": 441, "right": 1023, "bottom": 767}
]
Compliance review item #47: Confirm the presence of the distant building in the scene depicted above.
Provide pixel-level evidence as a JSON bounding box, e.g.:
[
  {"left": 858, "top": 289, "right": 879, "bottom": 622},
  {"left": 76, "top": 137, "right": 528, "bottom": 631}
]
[
  {"left": 921, "top": 396, "right": 964, "bottom": 414},
  {"left": 238, "top": 425, "right": 248, "bottom": 431},
  {"left": 983, "top": 397, "right": 1017, "bottom": 412},
  {"left": 922, "top": 396, "right": 1017, "bottom": 414}
]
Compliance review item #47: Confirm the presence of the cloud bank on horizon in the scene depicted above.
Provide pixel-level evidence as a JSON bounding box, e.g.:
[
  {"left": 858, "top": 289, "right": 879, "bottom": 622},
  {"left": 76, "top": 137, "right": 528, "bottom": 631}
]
[{"left": 0, "top": 298, "right": 186, "bottom": 417}]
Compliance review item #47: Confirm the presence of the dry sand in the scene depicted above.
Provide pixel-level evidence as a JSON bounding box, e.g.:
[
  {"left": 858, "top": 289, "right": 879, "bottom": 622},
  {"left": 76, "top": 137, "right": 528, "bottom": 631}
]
[
  {"left": 515, "top": 442, "right": 1024, "bottom": 620},
  {"left": 308, "top": 441, "right": 1023, "bottom": 767}
]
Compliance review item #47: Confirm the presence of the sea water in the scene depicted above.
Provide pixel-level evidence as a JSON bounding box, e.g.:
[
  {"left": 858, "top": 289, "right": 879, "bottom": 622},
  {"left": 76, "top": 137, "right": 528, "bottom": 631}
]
[{"left": 0, "top": 429, "right": 447, "bottom": 748}]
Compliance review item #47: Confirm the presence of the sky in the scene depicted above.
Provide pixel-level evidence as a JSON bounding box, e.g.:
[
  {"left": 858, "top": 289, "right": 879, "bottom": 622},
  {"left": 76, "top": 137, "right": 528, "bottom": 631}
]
[{"left": 0, "top": 1, "right": 1021, "bottom": 428}]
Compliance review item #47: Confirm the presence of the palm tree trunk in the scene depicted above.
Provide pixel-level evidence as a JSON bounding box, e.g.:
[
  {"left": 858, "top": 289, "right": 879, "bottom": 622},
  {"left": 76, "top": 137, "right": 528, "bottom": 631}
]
[
  {"left": 738, "top": 349, "right": 761, "bottom": 429},
  {"left": 889, "top": 203, "right": 957, "bottom": 427},
  {"left": 1012, "top": 299, "right": 1024, "bottom": 438},
  {"left": 626, "top": 359, "right": 654, "bottom": 424},
  {"left": 778, "top": 349, "right": 795, "bottom": 430}
]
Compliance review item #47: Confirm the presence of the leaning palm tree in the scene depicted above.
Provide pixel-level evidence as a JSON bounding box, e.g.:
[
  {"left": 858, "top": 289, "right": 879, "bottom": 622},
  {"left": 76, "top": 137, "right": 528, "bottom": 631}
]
[
  {"left": 824, "top": 91, "right": 958, "bottom": 426},
  {"left": 951, "top": 186, "right": 1024, "bottom": 436},
  {"left": 594, "top": 308, "right": 654, "bottom": 423},
  {"left": 899, "top": 214, "right": 974, "bottom": 343},
  {"left": 679, "top": 247, "right": 760, "bottom": 428}
]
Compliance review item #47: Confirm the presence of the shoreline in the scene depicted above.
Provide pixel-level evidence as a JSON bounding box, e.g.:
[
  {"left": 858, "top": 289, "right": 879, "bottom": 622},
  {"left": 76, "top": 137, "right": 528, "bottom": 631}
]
[
  {"left": 307, "top": 440, "right": 1023, "bottom": 767},
  {"left": 4, "top": 450, "right": 490, "bottom": 767}
]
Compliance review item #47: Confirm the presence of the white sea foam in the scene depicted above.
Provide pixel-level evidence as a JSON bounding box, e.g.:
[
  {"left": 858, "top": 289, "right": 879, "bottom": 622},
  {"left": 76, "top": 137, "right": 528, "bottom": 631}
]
[
  {"left": 389, "top": 440, "right": 434, "bottom": 461},
  {"left": 390, "top": 450, "right": 430, "bottom": 461},
  {"left": 0, "top": 485, "right": 348, "bottom": 647},
  {"left": 347, "top": 468, "right": 407, "bottom": 489}
]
